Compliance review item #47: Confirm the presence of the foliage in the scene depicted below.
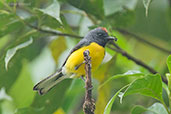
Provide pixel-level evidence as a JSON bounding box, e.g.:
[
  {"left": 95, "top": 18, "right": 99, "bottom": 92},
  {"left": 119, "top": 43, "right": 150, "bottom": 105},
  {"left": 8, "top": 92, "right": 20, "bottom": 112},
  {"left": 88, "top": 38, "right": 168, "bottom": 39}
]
[{"left": 0, "top": 0, "right": 170, "bottom": 114}]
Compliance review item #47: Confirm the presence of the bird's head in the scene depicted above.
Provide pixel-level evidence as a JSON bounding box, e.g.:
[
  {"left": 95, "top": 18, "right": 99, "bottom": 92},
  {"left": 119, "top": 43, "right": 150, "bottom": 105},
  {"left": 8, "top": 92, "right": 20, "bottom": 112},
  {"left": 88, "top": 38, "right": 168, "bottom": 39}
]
[{"left": 84, "top": 27, "right": 117, "bottom": 47}]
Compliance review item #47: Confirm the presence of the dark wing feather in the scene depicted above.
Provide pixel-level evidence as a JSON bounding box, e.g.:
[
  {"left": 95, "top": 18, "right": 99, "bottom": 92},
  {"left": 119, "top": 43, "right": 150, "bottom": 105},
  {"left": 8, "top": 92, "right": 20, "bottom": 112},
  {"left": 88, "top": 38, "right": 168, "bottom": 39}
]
[{"left": 62, "top": 39, "right": 90, "bottom": 67}]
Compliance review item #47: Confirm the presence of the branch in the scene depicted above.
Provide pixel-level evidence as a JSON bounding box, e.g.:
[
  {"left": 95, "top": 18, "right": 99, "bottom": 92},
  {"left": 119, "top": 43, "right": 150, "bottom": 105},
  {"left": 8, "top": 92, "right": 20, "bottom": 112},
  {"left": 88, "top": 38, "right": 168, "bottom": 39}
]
[
  {"left": 29, "top": 24, "right": 171, "bottom": 56},
  {"left": 27, "top": 24, "right": 83, "bottom": 39},
  {"left": 108, "top": 41, "right": 168, "bottom": 84},
  {"left": 83, "top": 50, "right": 95, "bottom": 114},
  {"left": 117, "top": 29, "right": 171, "bottom": 54}
]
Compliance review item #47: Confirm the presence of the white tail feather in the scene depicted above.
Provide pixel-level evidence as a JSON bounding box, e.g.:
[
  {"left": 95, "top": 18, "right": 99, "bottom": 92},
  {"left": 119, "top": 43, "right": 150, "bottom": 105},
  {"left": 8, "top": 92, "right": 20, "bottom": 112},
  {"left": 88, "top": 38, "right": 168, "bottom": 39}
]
[{"left": 33, "top": 71, "right": 66, "bottom": 95}]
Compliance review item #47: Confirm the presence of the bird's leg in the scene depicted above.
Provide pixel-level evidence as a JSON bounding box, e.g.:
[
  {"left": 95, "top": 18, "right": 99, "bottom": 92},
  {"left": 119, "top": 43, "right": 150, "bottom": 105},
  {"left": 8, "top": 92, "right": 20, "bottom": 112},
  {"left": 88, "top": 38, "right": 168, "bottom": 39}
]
[
  {"left": 81, "top": 76, "right": 93, "bottom": 90},
  {"left": 81, "top": 75, "right": 85, "bottom": 82},
  {"left": 74, "top": 61, "right": 85, "bottom": 70},
  {"left": 88, "top": 86, "right": 93, "bottom": 91}
]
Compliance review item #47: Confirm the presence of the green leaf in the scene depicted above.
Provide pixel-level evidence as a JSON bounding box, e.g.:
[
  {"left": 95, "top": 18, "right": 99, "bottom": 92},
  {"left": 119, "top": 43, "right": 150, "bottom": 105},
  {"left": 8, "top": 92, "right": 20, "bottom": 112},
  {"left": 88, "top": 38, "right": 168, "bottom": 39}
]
[
  {"left": 38, "top": 0, "right": 61, "bottom": 23},
  {"left": 147, "top": 103, "right": 168, "bottom": 114},
  {"left": 0, "top": 87, "right": 12, "bottom": 101},
  {"left": 143, "top": 0, "right": 152, "bottom": 17},
  {"left": 166, "top": 73, "right": 171, "bottom": 95},
  {"left": 99, "top": 71, "right": 143, "bottom": 89},
  {"left": 131, "top": 105, "right": 147, "bottom": 114},
  {"left": 15, "top": 79, "right": 72, "bottom": 114},
  {"left": 31, "top": 79, "right": 72, "bottom": 114},
  {"left": 0, "top": 36, "right": 45, "bottom": 91},
  {"left": 35, "top": 9, "right": 61, "bottom": 29},
  {"left": 0, "top": 11, "right": 12, "bottom": 28},
  {"left": 1, "top": 100, "right": 16, "bottom": 114},
  {"left": 62, "top": 79, "right": 84, "bottom": 113},
  {"left": 0, "top": 11, "right": 36, "bottom": 38},
  {"left": 104, "top": 84, "right": 129, "bottom": 114},
  {"left": 5, "top": 38, "right": 33, "bottom": 70},
  {"left": 104, "top": 0, "right": 137, "bottom": 16},
  {"left": 95, "top": 55, "right": 117, "bottom": 114},
  {"left": 15, "top": 107, "right": 39, "bottom": 114},
  {"left": 131, "top": 103, "right": 168, "bottom": 114},
  {"left": 9, "top": 61, "right": 35, "bottom": 108},
  {"left": 167, "top": 55, "right": 171, "bottom": 73},
  {"left": 105, "top": 9, "right": 135, "bottom": 28},
  {"left": 49, "top": 36, "right": 67, "bottom": 64},
  {"left": 120, "top": 74, "right": 163, "bottom": 102},
  {"left": 65, "top": 0, "right": 104, "bottom": 19},
  {"left": 0, "top": 16, "right": 24, "bottom": 38},
  {"left": 162, "top": 82, "right": 170, "bottom": 96}
]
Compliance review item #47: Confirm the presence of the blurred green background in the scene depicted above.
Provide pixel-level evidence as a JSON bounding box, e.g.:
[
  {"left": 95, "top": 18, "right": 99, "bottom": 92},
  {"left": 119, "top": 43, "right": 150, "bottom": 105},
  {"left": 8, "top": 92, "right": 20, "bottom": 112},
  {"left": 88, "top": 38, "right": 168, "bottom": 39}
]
[{"left": 0, "top": 0, "right": 170, "bottom": 114}]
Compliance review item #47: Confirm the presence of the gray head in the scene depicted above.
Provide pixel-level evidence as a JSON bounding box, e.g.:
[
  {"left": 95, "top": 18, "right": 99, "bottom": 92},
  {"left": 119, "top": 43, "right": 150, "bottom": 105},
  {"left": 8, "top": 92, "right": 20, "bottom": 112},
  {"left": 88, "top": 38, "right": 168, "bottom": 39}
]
[{"left": 84, "top": 27, "right": 117, "bottom": 47}]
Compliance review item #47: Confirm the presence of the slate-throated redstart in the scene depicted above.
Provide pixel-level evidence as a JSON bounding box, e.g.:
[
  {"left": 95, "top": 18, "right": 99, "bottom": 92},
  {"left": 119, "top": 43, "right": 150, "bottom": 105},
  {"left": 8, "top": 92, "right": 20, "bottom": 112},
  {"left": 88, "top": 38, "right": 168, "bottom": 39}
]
[{"left": 33, "top": 27, "right": 117, "bottom": 95}]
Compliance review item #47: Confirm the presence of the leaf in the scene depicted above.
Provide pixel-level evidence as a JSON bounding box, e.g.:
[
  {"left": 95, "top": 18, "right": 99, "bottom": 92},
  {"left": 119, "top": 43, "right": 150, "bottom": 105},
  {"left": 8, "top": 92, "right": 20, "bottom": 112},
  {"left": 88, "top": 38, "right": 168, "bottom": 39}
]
[
  {"left": 49, "top": 37, "right": 67, "bottom": 64},
  {"left": 94, "top": 54, "right": 117, "bottom": 82},
  {"left": 61, "top": 79, "right": 84, "bottom": 113},
  {"left": 104, "top": 84, "right": 129, "bottom": 114},
  {"left": 38, "top": 0, "right": 61, "bottom": 22},
  {"left": 167, "top": 55, "right": 171, "bottom": 73},
  {"left": 0, "top": 87, "right": 12, "bottom": 101},
  {"left": 105, "top": 9, "right": 135, "bottom": 28},
  {"left": 99, "top": 72, "right": 143, "bottom": 89},
  {"left": 1, "top": 100, "right": 16, "bottom": 114},
  {"left": 0, "top": 12, "right": 36, "bottom": 38},
  {"left": 166, "top": 73, "right": 171, "bottom": 94},
  {"left": 120, "top": 74, "right": 163, "bottom": 103},
  {"left": 65, "top": 0, "right": 104, "bottom": 19},
  {"left": 35, "top": 9, "right": 61, "bottom": 29},
  {"left": 0, "top": 18, "right": 24, "bottom": 38},
  {"left": 131, "top": 103, "right": 168, "bottom": 114},
  {"left": 0, "top": 37, "right": 44, "bottom": 91},
  {"left": 104, "top": 0, "right": 138, "bottom": 16},
  {"left": 31, "top": 79, "right": 72, "bottom": 114},
  {"left": 131, "top": 105, "right": 147, "bottom": 114},
  {"left": 15, "top": 79, "right": 72, "bottom": 114},
  {"left": 94, "top": 55, "right": 117, "bottom": 114},
  {"left": 124, "top": 70, "right": 142, "bottom": 75},
  {"left": 162, "top": 82, "right": 170, "bottom": 97},
  {"left": 0, "top": 11, "right": 13, "bottom": 28},
  {"left": 147, "top": 103, "right": 168, "bottom": 114},
  {"left": 143, "top": 0, "right": 152, "bottom": 17},
  {"left": 9, "top": 61, "right": 35, "bottom": 108},
  {"left": 5, "top": 37, "right": 33, "bottom": 70}
]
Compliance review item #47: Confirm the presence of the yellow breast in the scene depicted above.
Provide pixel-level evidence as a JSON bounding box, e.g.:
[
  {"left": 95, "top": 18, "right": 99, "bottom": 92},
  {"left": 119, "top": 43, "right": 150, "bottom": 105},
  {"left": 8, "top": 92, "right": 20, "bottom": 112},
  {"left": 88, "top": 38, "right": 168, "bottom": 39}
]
[{"left": 64, "top": 42, "right": 105, "bottom": 77}]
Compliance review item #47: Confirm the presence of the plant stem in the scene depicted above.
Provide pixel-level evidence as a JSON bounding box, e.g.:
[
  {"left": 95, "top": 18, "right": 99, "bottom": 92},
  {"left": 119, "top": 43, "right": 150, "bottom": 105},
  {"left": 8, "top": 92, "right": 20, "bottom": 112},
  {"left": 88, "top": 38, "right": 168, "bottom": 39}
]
[
  {"left": 116, "top": 29, "right": 171, "bottom": 54},
  {"left": 107, "top": 43, "right": 168, "bottom": 84},
  {"left": 83, "top": 50, "right": 95, "bottom": 114}
]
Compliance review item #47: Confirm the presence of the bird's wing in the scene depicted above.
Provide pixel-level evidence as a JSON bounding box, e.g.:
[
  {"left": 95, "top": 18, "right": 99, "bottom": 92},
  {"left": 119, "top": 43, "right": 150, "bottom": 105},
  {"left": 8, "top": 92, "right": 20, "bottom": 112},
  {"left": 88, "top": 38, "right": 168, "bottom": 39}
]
[{"left": 62, "top": 39, "right": 89, "bottom": 67}]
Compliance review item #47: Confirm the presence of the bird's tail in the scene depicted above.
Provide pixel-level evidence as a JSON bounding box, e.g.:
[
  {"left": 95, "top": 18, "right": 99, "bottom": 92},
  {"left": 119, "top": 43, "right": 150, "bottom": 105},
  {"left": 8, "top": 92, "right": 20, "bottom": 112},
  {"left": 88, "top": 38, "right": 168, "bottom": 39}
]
[{"left": 33, "top": 70, "right": 66, "bottom": 95}]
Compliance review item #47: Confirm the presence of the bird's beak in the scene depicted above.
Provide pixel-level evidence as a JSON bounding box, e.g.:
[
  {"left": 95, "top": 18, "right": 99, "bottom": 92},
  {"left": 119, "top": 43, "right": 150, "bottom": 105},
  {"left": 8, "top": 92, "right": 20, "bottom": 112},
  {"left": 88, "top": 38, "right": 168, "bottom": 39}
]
[{"left": 106, "top": 36, "right": 117, "bottom": 41}]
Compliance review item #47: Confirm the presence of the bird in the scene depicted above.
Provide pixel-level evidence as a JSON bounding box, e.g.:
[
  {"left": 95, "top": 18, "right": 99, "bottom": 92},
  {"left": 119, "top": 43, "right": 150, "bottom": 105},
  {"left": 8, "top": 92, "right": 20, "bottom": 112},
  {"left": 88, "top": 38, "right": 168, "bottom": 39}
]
[{"left": 33, "top": 27, "right": 117, "bottom": 95}]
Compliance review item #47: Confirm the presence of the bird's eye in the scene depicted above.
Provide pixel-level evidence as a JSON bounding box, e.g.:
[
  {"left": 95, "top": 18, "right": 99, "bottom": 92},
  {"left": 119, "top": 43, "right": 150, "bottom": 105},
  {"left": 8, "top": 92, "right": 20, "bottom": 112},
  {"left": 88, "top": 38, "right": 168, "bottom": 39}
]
[{"left": 97, "top": 33, "right": 103, "bottom": 36}]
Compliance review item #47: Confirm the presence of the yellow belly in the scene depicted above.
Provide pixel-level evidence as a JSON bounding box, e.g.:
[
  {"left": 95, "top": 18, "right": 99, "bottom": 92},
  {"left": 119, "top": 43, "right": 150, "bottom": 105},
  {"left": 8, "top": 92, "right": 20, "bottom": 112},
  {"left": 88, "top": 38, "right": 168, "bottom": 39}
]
[{"left": 64, "top": 42, "right": 105, "bottom": 77}]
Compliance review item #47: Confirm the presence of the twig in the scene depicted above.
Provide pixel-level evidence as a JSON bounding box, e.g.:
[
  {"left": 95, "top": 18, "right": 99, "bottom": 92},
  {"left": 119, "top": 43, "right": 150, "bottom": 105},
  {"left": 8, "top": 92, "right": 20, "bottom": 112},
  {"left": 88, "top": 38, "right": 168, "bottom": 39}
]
[
  {"left": 29, "top": 24, "right": 170, "bottom": 56},
  {"left": 26, "top": 24, "right": 83, "bottom": 39},
  {"left": 108, "top": 44, "right": 157, "bottom": 74},
  {"left": 108, "top": 42, "right": 168, "bottom": 84},
  {"left": 117, "top": 29, "right": 171, "bottom": 54},
  {"left": 83, "top": 50, "right": 95, "bottom": 114}
]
